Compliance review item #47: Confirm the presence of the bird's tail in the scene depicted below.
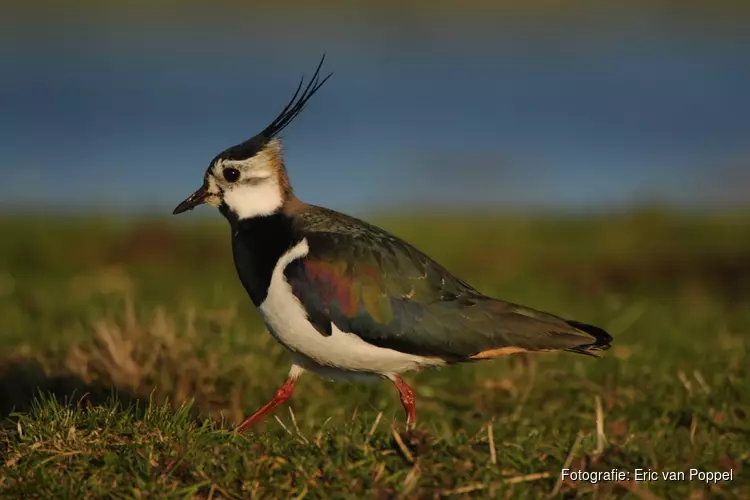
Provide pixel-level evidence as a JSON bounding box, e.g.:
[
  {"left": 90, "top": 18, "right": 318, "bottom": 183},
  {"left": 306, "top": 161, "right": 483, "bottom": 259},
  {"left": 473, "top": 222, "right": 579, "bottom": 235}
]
[{"left": 563, "top": 320, "right": 613, "bottom": 357}]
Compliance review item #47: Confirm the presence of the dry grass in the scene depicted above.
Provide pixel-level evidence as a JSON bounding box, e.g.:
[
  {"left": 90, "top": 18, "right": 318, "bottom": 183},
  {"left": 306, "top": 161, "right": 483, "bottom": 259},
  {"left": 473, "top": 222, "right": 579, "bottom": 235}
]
[{"left": 0, "top": 214, "right": 748, "bottom": 498}]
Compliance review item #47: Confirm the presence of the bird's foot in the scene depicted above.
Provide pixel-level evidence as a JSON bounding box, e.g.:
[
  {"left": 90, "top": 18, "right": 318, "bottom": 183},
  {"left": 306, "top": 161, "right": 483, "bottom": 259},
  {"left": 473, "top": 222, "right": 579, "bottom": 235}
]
[{"left": 390, "top": 419, "right": 432, "bottom": 458}]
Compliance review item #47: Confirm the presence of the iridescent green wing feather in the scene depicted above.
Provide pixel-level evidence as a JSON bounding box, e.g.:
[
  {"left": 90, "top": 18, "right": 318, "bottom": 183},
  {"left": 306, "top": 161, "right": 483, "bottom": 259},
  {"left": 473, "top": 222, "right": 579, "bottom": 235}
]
[{"left": 285, "top": 207, "right": 611, "bottom": 360}]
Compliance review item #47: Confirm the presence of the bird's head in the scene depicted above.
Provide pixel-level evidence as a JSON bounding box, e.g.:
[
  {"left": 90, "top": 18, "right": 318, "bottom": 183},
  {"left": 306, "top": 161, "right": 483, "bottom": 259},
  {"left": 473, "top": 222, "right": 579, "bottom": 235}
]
[{"left": 173, "top": 57, "right": 331, "bottom": 220}]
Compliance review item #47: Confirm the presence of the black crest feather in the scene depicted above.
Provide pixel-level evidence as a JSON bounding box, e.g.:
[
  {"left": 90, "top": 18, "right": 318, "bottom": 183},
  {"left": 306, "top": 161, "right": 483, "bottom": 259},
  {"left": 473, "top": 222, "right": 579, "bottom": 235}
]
[
  {"left": 262, "top": 55, "right": 332, "bottom": 139},
  {"left": 217, "top": 55, "right": 332, "bottom": 162}
]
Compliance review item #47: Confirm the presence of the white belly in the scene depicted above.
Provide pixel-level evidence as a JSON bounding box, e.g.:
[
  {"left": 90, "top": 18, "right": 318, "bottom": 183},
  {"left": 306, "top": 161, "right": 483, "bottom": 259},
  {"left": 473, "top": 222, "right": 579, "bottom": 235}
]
[{"left": 258, "top": 239, "right": 445, "bottom": 379}]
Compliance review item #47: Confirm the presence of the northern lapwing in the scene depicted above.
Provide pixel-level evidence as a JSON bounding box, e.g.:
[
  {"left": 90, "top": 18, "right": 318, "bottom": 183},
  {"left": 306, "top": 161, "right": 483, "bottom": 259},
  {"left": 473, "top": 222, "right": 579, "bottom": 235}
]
[{"left": 173, "top": 57, "right": 613, "bottom": 432}]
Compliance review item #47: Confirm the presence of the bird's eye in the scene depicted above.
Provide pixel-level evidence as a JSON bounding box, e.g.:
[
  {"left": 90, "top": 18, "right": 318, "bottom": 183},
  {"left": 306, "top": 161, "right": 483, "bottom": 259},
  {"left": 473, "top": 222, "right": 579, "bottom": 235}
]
[{"left": 223, "top": 168, "right": 240, "bottom": 183}]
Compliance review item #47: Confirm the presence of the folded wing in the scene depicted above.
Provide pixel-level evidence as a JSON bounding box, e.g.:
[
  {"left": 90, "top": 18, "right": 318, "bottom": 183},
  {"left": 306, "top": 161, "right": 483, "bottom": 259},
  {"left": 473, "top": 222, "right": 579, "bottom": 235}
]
[{"left": 285, "top": 211, "right": 611, "bottom": 361}]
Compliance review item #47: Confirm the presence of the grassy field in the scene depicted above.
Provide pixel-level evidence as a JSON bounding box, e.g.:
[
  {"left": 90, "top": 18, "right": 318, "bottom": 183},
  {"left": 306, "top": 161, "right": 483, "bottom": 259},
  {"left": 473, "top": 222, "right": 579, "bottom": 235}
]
[{"left": 0, "top": 211, "right": 748, "bottom": 498}]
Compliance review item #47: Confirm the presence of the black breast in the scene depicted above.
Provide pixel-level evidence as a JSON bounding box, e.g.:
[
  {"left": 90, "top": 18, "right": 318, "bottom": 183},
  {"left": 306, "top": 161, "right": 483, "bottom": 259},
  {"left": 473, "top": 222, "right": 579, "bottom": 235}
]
[{"left": 229, "top": 212, "right": 300, "bottom": 306}]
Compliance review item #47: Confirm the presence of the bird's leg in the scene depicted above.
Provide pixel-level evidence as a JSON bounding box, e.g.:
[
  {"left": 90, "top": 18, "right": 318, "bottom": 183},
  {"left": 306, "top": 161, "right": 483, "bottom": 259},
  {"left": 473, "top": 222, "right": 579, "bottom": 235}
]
[
  {"left": 390, "top": 374, "right": 417, "bottom": 429},
  {"left": 236, "top": 366, "right": 304, "bottom": 433}
]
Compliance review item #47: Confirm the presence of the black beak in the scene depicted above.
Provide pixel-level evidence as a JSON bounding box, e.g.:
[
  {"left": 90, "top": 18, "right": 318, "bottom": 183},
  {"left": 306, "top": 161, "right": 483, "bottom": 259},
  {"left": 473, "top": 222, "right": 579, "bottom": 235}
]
[{"left": 173, "top": 186, "right": 208, "bottom": 215}]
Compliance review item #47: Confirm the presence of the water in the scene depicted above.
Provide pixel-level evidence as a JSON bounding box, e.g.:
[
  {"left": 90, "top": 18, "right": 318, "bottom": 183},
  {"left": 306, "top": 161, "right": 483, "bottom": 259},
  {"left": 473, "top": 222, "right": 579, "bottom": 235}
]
[{"left": 2, "top": 14, "right": 749, "bottom": 214}]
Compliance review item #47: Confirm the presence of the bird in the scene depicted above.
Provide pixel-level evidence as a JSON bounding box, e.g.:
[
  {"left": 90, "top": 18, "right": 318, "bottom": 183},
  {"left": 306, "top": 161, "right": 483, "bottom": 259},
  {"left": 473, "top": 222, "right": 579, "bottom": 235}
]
[{"left": 172, "top": 56, "right": 613, "bottom": 432}]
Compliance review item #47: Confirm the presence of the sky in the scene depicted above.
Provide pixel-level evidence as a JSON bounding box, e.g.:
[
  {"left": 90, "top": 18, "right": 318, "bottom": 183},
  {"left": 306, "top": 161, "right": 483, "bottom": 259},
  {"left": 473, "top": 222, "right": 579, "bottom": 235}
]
[{"left": 2, "top": 7, "right": 749, "bottom": 215}]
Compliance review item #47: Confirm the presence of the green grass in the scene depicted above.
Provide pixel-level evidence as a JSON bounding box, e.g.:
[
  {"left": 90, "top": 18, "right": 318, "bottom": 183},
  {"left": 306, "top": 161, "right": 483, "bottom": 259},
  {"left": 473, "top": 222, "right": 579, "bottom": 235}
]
[{"left": 0, "top": 212, "right": 748, "bottom": 498}]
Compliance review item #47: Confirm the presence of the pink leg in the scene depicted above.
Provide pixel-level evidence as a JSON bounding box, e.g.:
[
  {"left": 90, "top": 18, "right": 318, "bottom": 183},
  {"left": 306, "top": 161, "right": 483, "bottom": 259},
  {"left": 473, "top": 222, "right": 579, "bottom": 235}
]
[
  {"left": 236, "top": 367, "right": 302, "bottom": 433},
  {"left": 391, "top": 374, "right": 417, "bottom": 428}
]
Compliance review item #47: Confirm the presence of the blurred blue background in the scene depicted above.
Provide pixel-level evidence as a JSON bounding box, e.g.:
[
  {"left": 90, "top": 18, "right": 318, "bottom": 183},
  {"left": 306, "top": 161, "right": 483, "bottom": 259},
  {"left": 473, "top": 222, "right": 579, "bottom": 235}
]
[{"left": 2, "top": 2, "right": 749, "bottom": 215}]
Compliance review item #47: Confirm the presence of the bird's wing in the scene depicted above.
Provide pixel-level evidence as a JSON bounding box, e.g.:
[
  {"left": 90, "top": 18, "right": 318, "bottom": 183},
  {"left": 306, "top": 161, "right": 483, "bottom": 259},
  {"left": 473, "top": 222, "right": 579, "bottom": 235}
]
[{"left": 285, "top": 208, "right": 611, "bottom": 361}]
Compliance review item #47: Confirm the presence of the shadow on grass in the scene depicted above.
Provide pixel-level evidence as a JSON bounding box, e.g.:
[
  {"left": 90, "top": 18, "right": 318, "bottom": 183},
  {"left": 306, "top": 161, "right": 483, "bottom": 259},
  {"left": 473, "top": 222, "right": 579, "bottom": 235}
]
[{"left": 0, "top": 358, "right": 144, "bottom": 418}]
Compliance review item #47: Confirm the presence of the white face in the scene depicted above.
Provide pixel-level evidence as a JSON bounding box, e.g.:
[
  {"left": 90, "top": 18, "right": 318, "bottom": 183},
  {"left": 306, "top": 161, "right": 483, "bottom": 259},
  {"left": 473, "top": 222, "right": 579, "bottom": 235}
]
[{"left": 204, "top": 140, "right": 285, "bottom": 219}]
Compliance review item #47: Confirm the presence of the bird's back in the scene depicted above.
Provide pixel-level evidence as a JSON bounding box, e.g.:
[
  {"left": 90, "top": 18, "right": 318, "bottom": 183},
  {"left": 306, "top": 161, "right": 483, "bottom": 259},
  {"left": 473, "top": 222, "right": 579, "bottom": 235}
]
[{"left": 286, "top": 204, "right": 612, "bottom": 362}]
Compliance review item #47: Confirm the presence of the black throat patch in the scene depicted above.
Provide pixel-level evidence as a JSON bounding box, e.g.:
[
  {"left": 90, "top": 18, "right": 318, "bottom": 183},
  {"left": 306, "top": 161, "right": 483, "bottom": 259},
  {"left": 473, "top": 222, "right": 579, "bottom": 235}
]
[{"left": 227, "top": 211, "right": 300, "bottom": 306}]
